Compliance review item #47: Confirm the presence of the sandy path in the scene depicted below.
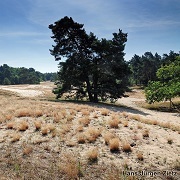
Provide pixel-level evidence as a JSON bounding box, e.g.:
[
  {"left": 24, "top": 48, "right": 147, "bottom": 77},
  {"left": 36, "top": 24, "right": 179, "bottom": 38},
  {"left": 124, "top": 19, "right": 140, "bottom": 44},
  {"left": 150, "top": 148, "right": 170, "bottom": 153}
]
[
  {"left": 0, "top": 84, "right": 179, "bottom": 124},
  {"left": 118, "top": 96, "right": 180, "bottom": 125}
]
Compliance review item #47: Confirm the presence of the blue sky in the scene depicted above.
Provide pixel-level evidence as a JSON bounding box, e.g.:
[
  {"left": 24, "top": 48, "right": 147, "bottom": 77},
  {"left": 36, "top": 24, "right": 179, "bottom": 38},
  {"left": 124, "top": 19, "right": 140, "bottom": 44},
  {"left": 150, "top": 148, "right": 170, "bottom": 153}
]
[{"left": 0, "top": 0, "right": 179, "bottom": 73}]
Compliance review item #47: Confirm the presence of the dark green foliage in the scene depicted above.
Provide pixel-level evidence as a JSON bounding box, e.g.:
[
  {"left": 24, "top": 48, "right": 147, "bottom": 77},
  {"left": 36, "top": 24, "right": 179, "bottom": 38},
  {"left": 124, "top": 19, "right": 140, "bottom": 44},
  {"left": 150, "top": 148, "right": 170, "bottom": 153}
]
[
  {"left": 0, "top": 64, "right": 57, "bottom": 85},
  {"left": 145, "top": 56, "right": 180, "bottom": 109},
  {"left": 129, "top": 52, "right": 162, "bottom": 85},
  {"left": 129, "top": 51, "right": 180, "bottom": 86},
  {"left": 49, "top": 16, "right": 130, "bottom": 102}
]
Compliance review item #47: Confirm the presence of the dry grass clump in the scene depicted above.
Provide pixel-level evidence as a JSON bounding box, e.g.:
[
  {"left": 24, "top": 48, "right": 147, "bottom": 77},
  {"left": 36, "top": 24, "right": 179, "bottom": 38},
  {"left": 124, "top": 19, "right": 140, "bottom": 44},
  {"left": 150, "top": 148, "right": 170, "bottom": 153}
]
[
  {"left": 41, "top": 126, "right": 49, "bottom": 135},
  {"left": 23, "top": 146, "right": 33, "bottom": 155},
  {"left": 5, "top": 114, "right": 13, "bottom": 121},
  {"left": 123, "top": 121, "right": 128, "bottom": 127},
  {"left": 87, "top": 148, "right": 98, "bottom": 163},
  {"left": 122, "top": 142, "right": 132, "bottom": 153},
  {"left": 66, "top": 115, "right": 74, "bottom": 122},
  {"left": 160, "top": 122, "right": 171, "bottom": 129},
  {"left": 66, "top": 140, "right": 77, "bottom": 147},
  {"left": 77, "top": 133, "right": 86, "bottom": 144},
  {"left": 78, "top": 117, "right": 90, "bottom": 127},
  {"left": 15, "top": 108, "right": 32, "bottom": 117},
  {"left": 6, "top": 121, "right": 15, "bottom": 129},
  {"left": 92, "top": 112, "right": 99, "bottom": 118},
  {"left": 152, "top": 120, "right": 158, "bottom": 125},
  {"left": 100, "top": 108, "right": 109, "bottom": 116},
  {"left": 53, "top": 113, "right": 63, "bottom": 123},
  {"left": 34, "top": 120, "right": 42, "bottom": 131},
  {"left": 33, "top": 109, "right": 43, "bottom": 117},
  {"left": 108, "top": 117, "right": 120, "bottom": 128},
  {"left": 109, "top": 138, "right": 120, "bottom": 152},
  {"left": 47, "top": 123, "right": 56, "bottom": 132},
  {"left": 81, "top": 109, "right": 90, "bottom": 116},
  {"left": 86, "top": 127, "right": 101, "bottom": 139},
  {"left": 137, "top": 123, "right": 143, "bottom": 129},
  {"left": 11, "top": 133, "right": 21, "bottom": 142},
  {"left": 103, "top": 131, "right": 115, "bottom": 145},
  {"left": 137, "top": 152, "right": 144, "bottom": 161},
  {"left": 58, "top": 153, "right": 80, "bottom": 179},
  {"left": 60, "top": 124, "right": 72, "bottom": 135},
  {"left": 142, "top": 129, "right": 149, "bottom": 138},
  {"left": 18, "top": 121, "right": 29, "bottom": 131},
  {"left": 76, "top": 125, "right": 84, "bottom": 132}
]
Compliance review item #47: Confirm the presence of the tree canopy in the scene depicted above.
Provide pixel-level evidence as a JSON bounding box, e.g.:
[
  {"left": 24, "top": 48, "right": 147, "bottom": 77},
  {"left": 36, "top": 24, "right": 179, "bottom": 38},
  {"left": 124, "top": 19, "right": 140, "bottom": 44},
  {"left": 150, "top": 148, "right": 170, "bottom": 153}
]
[
  {"left": 129, "top": 51, "right": 180, "bottom": 86},
  {"left": 49, "top": 16, "right": 130, "bottom": 102},
  {"left": 0, "top": 64, "right": 57, "bottom": 85},
  {"left": 145, "top": 55, "right": 180, "bottom": 109}
]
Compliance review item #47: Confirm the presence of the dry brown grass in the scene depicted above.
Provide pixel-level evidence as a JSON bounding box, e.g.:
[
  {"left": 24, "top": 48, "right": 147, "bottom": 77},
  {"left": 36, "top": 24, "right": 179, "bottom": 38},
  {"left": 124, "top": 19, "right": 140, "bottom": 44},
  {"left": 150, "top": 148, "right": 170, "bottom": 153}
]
[
  {"left": 76, "top": 125, "right": 84, "bottom": 132},
  {"left": 81, "top": 109, "right": 90, "bottom": 116},
  {"left": 137, "top": 152, "right": 144, "bottom": 161},
  {"left": 15, "top": 108, "right": 32, "bottom": 117},
  {"left": 78, "top": 117, "right": 90, "bottom": 126},
  {"left": 109, "top": 138, "right": 120, "bottom": 152},
  {"left": 122, "top": 142, "right": 132, "bottom": 153},
  {"left": 58, "top": 152, "right": 80, "bottom": 179},
  {"left": 34, "top": 120, "right": 42, "bottom": 131},
  {"left": 86, "top": 127, "right": 101, "bottom": 139},
  {"left": 103, "top": 131, "right": 115, "bottom": 145},
  {"left": 11, "top": 133, "right": 21, "bottom": 142},
  {"left": 6, "top": 121, "right": 15, "bottom": 129},
  {"left": 87, "top": 148, "right": 98, "bottom": 163},
  {"left": 77, "top": 133, "right": 86, "bottom": 144},
  {"left": 33, "top": 109, "right": 43, "bottom": 117},
  {"left": 18, "top": 121, "right": 29, "bottom": 131},
  {"left": 41, "top": 126, "right": 49, "bottom": 135},
  {"left": 108, "top": 117, "right": 120, "bottom": 128},
  {"left": 47, "top": 123, "right": 56, "bottom": 132},
  {"left": 66, "top": 115, "right": 74, "bottom": 122},
  {"left": 142, "top": 129, "right": 149, "bottom": 138},
  {"left": 137, "top": 123, "right": 143, "bottom": 129},
  {"left": 100, "top": 108, "right": 109, "bottom": 116},
  {"left": 23, "top": 146, "right": 33, "bottom": 155},
  {"left": 123, "top": 121, "right": 128, "bottom": 127}
]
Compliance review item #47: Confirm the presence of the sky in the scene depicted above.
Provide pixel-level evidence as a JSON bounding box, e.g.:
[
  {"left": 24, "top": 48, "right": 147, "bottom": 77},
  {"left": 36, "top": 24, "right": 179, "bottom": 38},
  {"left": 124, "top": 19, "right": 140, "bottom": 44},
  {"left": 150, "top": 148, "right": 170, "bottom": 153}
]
[{"left": 0, "top": 0, "right": 180, "bottom": 73}]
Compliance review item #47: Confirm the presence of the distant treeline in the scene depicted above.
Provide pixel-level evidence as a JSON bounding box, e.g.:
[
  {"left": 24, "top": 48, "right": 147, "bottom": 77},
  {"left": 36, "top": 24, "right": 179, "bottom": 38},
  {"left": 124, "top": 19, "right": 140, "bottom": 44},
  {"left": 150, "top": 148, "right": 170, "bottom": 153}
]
[
  {"left": 0, "top": 64, "right": 58, "bottom": 85},
  {"left": 128, "top": 50, "right": 180, "bottom": 86}
]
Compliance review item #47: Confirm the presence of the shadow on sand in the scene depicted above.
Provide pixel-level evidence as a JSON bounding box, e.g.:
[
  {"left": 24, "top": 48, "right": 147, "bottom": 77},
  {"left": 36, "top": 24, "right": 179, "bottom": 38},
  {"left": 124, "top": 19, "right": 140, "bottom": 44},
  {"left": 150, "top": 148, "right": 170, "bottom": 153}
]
[{"left": 47, "top": 99, "right": 150, "bottom": 116}]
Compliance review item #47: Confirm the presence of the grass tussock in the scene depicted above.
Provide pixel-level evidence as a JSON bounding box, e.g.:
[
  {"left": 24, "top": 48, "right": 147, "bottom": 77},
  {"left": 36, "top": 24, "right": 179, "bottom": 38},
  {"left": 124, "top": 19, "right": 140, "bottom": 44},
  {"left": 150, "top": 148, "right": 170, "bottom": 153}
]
[
  {"left": 142, "top": 129, "right": 149, "bottom": 138},
  {"left": 100, "top": 108, "right": 109, "bottom": 116},
  {"left": 87, "top": 148, "right": 98, "bottom": 163},
  {"left": 6, "top": 121, "right": 15, "bottom": 129},
  {"left": 122, "top": 142, "right": 132, "bottom": 153},
  {"left": 137, "top": 152, "right": 144, "bottom": 161},
  {"left": 11, "top": 133, "right": 21, "bottom": 142},
  {"left": 78, "top": 117, "right": 90, "bottom": 126},
  {"left": 23, "top": 146, "right": 33, "bottom": 155},
  {"left": 34, "top": 120, "right": 42, "bottom": 131},
  {"left": 108, "top": 117, "right": 120, "bottom": 128},
  {"left": 18, "top": 121, "right": 29, "bottom": 131},
  {"left": 77, "top": 133, "right": 86, "bottom": 144},
  {"left": 109, "top": 138, "right": 120, "bottom": 152},
  {"left": 58, "top": 153, "right": 81, "bottom": 179},
  {"left": 103, "top": 131, "right": 115, "bottom": 145}
]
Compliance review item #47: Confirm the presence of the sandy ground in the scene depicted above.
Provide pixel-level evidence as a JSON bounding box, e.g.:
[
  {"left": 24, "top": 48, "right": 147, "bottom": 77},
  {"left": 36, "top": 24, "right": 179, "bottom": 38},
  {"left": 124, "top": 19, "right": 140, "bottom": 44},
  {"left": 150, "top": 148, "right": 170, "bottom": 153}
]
[
  {"left": 0, "top": 84, "right": 179, "bottom": 125},
  {"left": 0, "top": 83, "right": 179, "bottom": 179}
]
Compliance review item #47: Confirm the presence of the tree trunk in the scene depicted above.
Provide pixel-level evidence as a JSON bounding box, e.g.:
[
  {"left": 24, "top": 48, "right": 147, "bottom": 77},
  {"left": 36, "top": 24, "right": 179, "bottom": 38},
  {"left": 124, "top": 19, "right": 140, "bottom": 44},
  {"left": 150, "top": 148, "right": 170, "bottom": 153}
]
[{"left": 85, "top": 77, "right": 93, "bottom": 102}]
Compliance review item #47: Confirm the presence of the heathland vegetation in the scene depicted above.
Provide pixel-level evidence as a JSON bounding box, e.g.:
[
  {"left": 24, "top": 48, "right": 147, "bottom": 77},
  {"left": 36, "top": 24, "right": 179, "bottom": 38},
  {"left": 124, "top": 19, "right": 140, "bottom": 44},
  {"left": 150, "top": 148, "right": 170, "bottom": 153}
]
[{"left": 0, "top": 16, "right": 179, "bottom": 179}]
